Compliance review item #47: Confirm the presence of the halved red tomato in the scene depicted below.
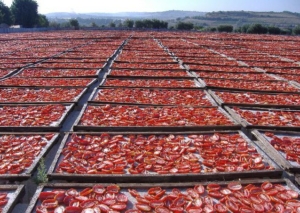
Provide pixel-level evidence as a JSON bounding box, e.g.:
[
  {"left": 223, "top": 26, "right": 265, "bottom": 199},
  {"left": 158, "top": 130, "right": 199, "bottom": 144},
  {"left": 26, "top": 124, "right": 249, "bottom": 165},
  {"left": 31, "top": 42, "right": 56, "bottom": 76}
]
[
  {"left": 116, "top": 193, "right": 128, "bottom": 203},
  {"left": 194, "top": 184, "right": 205, "bottom": 195},
  {"left": 136, "top": 203, "right": 151, "bottom": 212},
  {"left": 286, "top": 199, "right": 300, "bottom": 208},
  {"left": 186, "top": 206, "right": 202, "bottom": 213},
  {"left": 273, "top": 203, "right": 284, "bottom": 212},
  {"left": 64, "top": 206, "right": 82, "bottom": 213},
  {"left": 208, "top": 190, "right": 224, "bottom": 198},
  {"left": 111, "top": 203, "right": 127, "bottom": 210},
  {"left": 125, "top": 210, "right": 142, "bottom": 213},
  {"left": 81, "top": 208, "right": 95, "bottom": 213},
  {"left": 169, "top": 205, "right": 184, "bottom": 213},
  {"left": 220, "top": 188, "right": 232, "bottom": 195},
  {"left": 66, "top": 188, "right": 79, "bottom": 197},
  {"left": 215, "top": 203, "right": 227, "bottom": 213},
  {"left": 41, "top": 199, "right": 58, "bottom": 209},
  {"left": 225, "top": 200, "right": 239, "bottom": 213},
  {"left": 128, "top": 187, "right": 139, "bottom": 197},
  {"left": 36, "top": 206, "right": 48, "bottom": 213},
  {"left": 203, "top": 204, "right": 214, "bottom": 213},
  {"left": 97, "top": 203, "right": 110, "bottom": 212},
  {"left": 148, "top": 187, "right": 163, "bottom": 195},
  {"left": 277, "top": 192, "right": 292, "bottom": 201},
  {"left": 228, "top": 182, "right": 242, "bottom": 191},
  {"left": 150, "top": 200, "right": 164, "bottom": 208},
  {"left": 93, "top": 185, "right": 106, "bottom": 195},
  {"left": 155, "top": 206, "right": 171, "bottom": 213},
  {"left": 251, "top": 203, "right": 265, "bottom": 212},
  {"left": 39, "top": 191, "right": 56, "bottom": 201},
  {"left": 53, "top": 206, "right": 65, "bottom": 213},
  {"left": 80, "top": 188, "right": 93, "bottom": 196},
  {"left": 286, "top": 190, "right": 299, "bottom": 199},
  {"left": 186, "top": 188, "right": 199, "bottom": 198},
  {"left": 54, "top": 192, "right": 66, "bottom": 204},
  {"left": 264, "top": 202, "right": 274, "bottom": 212},
  {"left": 0, "top": 197, "right": 7, "bottom": 208},
  {"left": 207, "top": 183, "right": 220, "bottom": 191},
  {"left": 239, "top": 206, "right": 254, "bottom": 213},
  {"left": 80, "top": 199, "right": 97, "bottom": 208}
]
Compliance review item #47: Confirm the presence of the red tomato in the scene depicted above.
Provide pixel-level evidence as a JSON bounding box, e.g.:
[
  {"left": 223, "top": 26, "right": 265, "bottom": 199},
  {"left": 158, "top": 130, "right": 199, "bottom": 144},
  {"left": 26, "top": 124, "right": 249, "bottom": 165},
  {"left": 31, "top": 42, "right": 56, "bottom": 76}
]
[
  {"left": 111, "top": 203, "right": 127, "bottom": 210},
  {"left": 155, "top": 206, "right": 171, "bottom": 213},
  {"left": 207, "top": 183, "right": 221, "bottom": 191},
  {"left": 226, "top": 200, "right": 240, "bottom": 213},
  {"left": 64, "top": 206, "right": 82, "bottom": 213},
  {"left": 194, "top": 184, "right": 205, "bottom": 194},
  {"left": 41, "top": 199, "right": 58, "bottom": 209},
  {"left": 215, "top": 203, "right": 228, "bottom": 213},
  {"left": 228, "top": 182, "right": 242, "bottom": 191},
  {"left": 136, "top": 203, "right": 152, "bottom": 212}
]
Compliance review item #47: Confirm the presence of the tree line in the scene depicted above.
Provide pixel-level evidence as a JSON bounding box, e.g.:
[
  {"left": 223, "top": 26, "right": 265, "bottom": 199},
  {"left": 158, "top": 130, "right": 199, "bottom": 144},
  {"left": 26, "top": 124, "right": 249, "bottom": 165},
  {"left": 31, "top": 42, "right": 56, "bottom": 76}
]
[
  {"left": 107, "top": 20, "right": 300, "bottom": 35},
  {"left": 0, "top": 0, "right": 48, "bottom": 27},
  {"left": 205, "top": 23, "right": 300, "bottom": 35}
]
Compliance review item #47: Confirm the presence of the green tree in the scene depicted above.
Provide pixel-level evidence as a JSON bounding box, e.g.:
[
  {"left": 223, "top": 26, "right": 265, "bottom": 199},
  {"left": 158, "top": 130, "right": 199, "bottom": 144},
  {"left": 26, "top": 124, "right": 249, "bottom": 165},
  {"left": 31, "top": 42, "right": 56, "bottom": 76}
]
[
  {"left": 158, "top": 20, "right": 168, "bottom": 29},
  {"left": 37, "top": 14, "right": 49, "bottom": 27},
  {"left": 135, "top": 20, "right": 144, "bottom": 28},
  {"left": 0, "top": 1, "right": 13, "bottom": 25},
  {"left": 268, "top": 26, "right": 281, "bottom": 34},
  {"left": 217, "top": 25, "right": 233, "bottom": 32},
  {"left": 194, "top": 26, "right": 204, "bottom": 31},
  {"left": 247, "top": 24, "right": 268, "bottom": 34},
  {"left": 241, "top": 24, "right": 250, "bottom": 33},
  {"left": 150, "top": 19, "right": 167, "bottom": 29},
  {"left": 11, "top": 0, "right": 38, "bottom": 27},
  {"left": 152, "top": 19, "right": 160, "bottom": 29},
  {"left": 143, "top": 19, "right": 153, "bottom": 28},
  {"left": 49, "top": 21, "right": 61, "bottom": 29},
  {"left": 210, "top": 27, "right": 217, "bottom": 32},
  {"left": 69, "top": 18, "right": 79, "bottom": 30},
  {"left": 123, "top": 19, "right": 134, "bottom": 28},
  {"left": 133, "top": 19, "right": 168, "bottom": 29},
  {"left": 91, "top": 22, "right": 98, "bottom": 27},
  {"left": 109, "top": 22, "right": 116, "bottom": 28},
  {"left": 0, "top": 11, "right": 3, "bottom": 23},
  {"left": 176, "top": 22, "right": 194, "bottom": 30},
  {"left": 62, "top": 22, "right": 71, "bottom": 28},
  {"left": 293, "top": 25, "right": 300, "bottom": 35},
  {"left": 35, "top": 158, "right": 48, "bottom": 184},
  {"left": 234, "top": 27, "right": 242, "bottom": 33},
  {"left": 280, "top": 28, "right": 292, "bottom": 35}
]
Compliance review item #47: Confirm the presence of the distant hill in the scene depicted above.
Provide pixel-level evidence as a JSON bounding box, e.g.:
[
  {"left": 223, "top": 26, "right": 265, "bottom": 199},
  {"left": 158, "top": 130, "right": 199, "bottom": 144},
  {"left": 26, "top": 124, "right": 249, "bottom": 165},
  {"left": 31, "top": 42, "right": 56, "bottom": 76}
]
[
  {"left": 46, "top": 10, "right": 300, "bottom": 29},
  {"left": 179, "top": 11, "right": 300, "bottom": 28},
  {"left": 46, "top": 10, "right": 206, "bottom": 20}
]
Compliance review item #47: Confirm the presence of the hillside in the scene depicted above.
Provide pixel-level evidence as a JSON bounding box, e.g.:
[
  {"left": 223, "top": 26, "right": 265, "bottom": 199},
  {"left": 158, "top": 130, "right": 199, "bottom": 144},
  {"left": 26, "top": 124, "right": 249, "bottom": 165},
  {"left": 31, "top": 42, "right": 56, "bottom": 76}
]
[
  {"left": 46, "top": 10, "right": 206, "bottom": 20},
  {"left": 180, "top": 11, "right": 300, "bottom": 28},
  {"left": 46, "top": 10, "right": 300, "bottom": 29}
]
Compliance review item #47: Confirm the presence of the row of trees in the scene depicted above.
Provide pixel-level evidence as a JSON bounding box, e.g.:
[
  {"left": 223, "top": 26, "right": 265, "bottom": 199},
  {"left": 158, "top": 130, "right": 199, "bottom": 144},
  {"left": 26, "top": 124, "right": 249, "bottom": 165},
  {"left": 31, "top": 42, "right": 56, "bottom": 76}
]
[
  {"left": 45, "top": 16, "right": 300, "bottom": 35},
  {"left": 103, "top": 19, "right": 300, "bottom": 35},
  {"left": 109, "top": 19, "right": 168, "bottom": 29},
  {"left": 0, "top": 0, "right": 48, "bottom": 27},
  {"left": 235, "top": 24, "right": 300, "bottom": 35},
  {"left": 172, "top": 22, "right": 300, "bottom": 35},
  {"left": 206, "top": 24, "right": 300, "bottom": 35},
  {"left": 90, "top": 19, "right": 193, "bottom": 30},
  {"left": 50, "top": 19, "right": 168, "bottom": 30}
]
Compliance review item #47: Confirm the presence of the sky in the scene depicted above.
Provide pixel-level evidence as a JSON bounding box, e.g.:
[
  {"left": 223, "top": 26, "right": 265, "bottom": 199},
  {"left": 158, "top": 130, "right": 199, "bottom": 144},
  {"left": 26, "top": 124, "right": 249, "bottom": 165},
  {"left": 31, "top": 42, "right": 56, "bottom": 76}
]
[{"left": 2, "top": 0, "right": 300, "bottom": 14}]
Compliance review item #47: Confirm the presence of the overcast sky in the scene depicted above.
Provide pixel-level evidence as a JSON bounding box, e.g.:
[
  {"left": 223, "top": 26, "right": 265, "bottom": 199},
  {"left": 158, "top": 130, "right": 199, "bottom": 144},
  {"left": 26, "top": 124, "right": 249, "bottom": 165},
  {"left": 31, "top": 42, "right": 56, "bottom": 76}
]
[{"left": 3, "top": 0, "right": 300, "bottom": 14}]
